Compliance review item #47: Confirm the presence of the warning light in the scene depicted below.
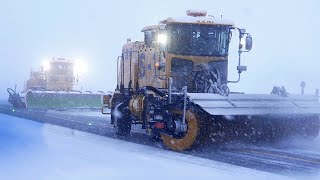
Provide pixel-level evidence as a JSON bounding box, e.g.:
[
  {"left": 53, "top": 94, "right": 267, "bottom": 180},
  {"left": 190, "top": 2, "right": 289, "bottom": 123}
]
[{"left": 186, "top": 10, "right": 207, "bottom": 17}]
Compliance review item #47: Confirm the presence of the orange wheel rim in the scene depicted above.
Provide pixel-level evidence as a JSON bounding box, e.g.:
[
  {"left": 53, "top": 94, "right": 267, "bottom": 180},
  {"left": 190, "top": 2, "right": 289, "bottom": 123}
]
[{"left": 161, "top": 110, "right": 199, "bottom": 151}]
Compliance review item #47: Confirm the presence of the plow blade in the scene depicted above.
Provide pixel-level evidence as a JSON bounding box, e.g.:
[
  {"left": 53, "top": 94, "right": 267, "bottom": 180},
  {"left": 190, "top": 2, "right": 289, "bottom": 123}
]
[
  {"left": 188, "top": 93, "right": 320, "bottom": 140},
  {"left": 188, "top": 93, "right": 320, "bottom": 116},
  {"left": 25, "top": 91, "right": 102, "bottom": 110}
]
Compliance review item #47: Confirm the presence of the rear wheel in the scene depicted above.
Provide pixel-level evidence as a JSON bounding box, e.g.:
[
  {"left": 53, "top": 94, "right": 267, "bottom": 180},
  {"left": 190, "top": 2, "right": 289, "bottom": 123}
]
[
  {"left": 113, "top": 108, "right": 131, "bottom": 136},
  {"left": 111, "top": 95, "right": 131, "bottom": 136},
  {"left": 161, "top": 109, "right": 209, "bottom": 151}
]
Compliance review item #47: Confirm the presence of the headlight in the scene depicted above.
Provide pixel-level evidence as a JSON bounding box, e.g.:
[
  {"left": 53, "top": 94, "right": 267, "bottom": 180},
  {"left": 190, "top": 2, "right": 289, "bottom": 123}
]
[
  {"left": 157, "top": 34, "right": 167, "bottom": 45},
  {"left": 42, "top": 60, "right": 50, "bottom": 71}
]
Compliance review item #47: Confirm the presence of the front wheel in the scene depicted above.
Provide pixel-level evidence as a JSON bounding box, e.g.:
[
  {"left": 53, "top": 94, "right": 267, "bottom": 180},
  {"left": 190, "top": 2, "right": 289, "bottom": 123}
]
[{"left": 161, "top": 109, "right": 209, "bottom": 151}]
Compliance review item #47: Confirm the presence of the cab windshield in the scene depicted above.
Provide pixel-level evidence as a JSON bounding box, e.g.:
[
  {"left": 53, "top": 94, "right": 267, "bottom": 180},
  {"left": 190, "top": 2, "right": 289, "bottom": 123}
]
[
  {"left": 167, "top": 24, "right": 230, "bottom": 56},
  {"left": 50, "top": 63, "right": 73, "bottom": 75}
]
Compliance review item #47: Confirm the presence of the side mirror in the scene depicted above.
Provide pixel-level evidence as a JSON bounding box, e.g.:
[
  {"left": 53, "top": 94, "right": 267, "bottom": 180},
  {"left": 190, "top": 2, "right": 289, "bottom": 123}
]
[
  {"left": 245, "top": 34, "right": 253, "bottom": 51},
  {"left": 237, "top": 65, "right": 247, "bottom": 73}
]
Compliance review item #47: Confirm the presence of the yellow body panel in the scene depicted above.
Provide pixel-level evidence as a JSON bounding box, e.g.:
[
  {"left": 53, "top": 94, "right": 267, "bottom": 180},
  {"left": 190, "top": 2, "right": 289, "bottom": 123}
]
[
  {"left": 46, "top": 60, "right": 74, "bottom": 91},
  {"left": 120, "top": 41, "right": 228, "bottom": 90},
  {"left": 119, "top": 12, "right": 231, "bottom": 91},
  {"left": 25, "top": 58, "right": 75, "bottom": 91}
]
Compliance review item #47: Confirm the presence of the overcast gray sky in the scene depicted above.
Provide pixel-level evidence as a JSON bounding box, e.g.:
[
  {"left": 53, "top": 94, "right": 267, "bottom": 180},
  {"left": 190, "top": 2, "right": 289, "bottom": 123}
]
[{"left": 0, "top": 0, "right": 319, "bottom": 98}]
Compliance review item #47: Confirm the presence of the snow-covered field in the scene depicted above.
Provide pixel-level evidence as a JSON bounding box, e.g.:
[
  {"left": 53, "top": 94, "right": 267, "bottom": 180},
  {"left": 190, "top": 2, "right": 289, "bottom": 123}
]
[{"left": 0, "top": 113, "right": 293, "bottom": 180}]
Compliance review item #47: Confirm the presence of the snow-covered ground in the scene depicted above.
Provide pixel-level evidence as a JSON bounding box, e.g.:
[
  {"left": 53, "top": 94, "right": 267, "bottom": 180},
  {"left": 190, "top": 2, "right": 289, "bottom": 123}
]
[
  {"left": 46, "top": 109, "right": 107, "bottom": 118},
  {"left": 0, "top": 113, "right": 293, "bottom": 180}
]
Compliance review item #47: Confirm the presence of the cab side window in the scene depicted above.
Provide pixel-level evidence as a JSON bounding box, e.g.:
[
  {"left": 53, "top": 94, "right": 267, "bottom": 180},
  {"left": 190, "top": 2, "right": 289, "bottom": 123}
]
[
  {"left": 144, "top": 30, "right": 157, "bottom": 47},
  {"left": 144, "top": 31, "right": 152, "bottom": 47}
]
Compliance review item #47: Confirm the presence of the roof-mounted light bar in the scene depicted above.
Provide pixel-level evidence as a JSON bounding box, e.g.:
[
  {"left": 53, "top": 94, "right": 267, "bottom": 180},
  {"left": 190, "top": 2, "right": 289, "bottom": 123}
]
[{"left": 186, "top": 10, "right": 207, "bottom": 17}]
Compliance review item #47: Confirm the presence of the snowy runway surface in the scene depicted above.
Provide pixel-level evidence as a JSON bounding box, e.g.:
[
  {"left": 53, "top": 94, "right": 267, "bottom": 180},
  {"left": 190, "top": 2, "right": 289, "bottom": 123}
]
[
  {"left": 1, "top": 100, "right": 320, "bottom": 179},
  {"left": 0, "top": 114, "right": 289, "bottom": 180}
]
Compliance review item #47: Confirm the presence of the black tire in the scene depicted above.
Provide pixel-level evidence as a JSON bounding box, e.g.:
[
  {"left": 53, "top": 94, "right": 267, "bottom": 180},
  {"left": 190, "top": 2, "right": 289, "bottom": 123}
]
[
  {"left": 113, "top": 108, "right": 131, "bottom": 136},
  {"left": 147, "top": 130, "right": 162, "bottom": 142},
  {"left": 111, "top": 95, "right": 131, "bottom": 136}
]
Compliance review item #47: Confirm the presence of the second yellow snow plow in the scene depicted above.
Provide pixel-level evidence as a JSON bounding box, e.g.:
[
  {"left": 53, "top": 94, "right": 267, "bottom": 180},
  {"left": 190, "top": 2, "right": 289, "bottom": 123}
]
[
  {"left": 101, "top": 10, "right": 320, "bottom": 151},
  {"left": 8, "top": 57, "right": 102, "bottom": 110}
]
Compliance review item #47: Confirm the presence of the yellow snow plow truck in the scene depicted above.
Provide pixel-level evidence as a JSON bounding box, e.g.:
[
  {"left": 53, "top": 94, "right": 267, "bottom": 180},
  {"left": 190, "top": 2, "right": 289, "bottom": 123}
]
[
  {"left": 8, "top": 57, "right": 102, "bottom": 109},
  {"left": 102, "top": 10, "right": 320, "bottom": 151}
]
